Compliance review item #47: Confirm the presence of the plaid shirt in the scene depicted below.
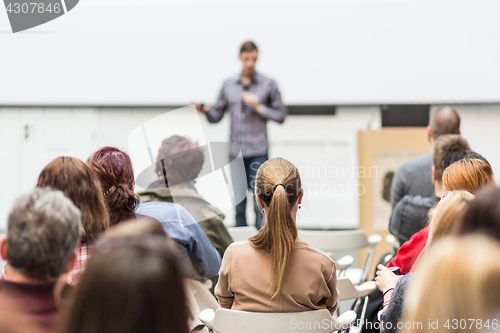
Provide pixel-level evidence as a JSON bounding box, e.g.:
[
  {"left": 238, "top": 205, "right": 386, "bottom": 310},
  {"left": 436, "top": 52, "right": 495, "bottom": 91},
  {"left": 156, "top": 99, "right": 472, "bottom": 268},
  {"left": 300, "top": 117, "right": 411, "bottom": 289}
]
[
  {"left": 64, "top": 243, "right": 91, "bottom": 285},
  {"left": 207, "top": 72, "right": 287, "bottom": 157}
]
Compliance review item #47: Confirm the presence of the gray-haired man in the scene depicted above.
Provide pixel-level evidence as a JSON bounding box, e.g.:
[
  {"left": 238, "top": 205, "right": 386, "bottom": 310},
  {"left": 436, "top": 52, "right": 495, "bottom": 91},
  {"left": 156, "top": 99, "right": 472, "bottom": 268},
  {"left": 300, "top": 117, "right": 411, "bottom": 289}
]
[{"left": 0, "top": 188, "right": 82, "bottom": 331}]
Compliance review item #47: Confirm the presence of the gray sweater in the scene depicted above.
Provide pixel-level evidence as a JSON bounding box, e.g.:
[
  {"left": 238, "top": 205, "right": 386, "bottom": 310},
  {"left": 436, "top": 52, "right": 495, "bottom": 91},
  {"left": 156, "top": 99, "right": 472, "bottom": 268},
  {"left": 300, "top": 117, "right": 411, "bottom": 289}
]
[
  {"left": 391, "top": 153, "right": 434, "bottom": 210},
  {"left": 380, "top": 273, "right": 414, "bottom": 333}
]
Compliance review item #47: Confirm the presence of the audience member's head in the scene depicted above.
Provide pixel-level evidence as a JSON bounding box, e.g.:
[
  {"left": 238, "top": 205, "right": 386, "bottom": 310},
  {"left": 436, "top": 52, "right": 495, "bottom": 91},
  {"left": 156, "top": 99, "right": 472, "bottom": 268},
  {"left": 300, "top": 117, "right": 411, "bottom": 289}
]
[
  {"left": 428, "top": 106, "right": 460, "bottom": 143},
  {"left": 432, "top": 134, "right": 469, "bottom": 181},
  {"left": 427, "top": 190, "right": 474, "bottom": 246},
  {"left": 443, "top": 159, "right": 494, "bottom": 193},
  {"left": 250, "top": 157, "right": 303, "bottom": 297},
  {"left": 89, "top": 147, "right": 140, "bottom": 226},
  {"left": 154, "top": 135, "right": 204, "bottom": 187},
  {"left": 37, "top": 156, "right": 110, "bottom": 244},
  {"left": 458, "top": 185, "right": 500, "bottom": 242},
  {"left": 62, "top": 234, "right": 188, "bottom": 333},
  {"left": 2, "top": 188, "right": 82, "bottom": 281},
  {"left": 441, "top": 149, "right": 490, "bottom": 173},
  {"left": 403, "top": 235, "right": 500, "bottom": 333}
]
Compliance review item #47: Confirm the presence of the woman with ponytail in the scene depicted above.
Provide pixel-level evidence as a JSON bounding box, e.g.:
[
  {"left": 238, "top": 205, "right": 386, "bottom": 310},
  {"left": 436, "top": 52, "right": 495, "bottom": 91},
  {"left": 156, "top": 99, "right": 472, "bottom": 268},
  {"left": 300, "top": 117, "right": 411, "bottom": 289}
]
[
  {"left": 215, "top": 157, "right": 339, "bottom": 313},
  {"left": 89, "top": 147, "right": 143, "bottom": 225}
]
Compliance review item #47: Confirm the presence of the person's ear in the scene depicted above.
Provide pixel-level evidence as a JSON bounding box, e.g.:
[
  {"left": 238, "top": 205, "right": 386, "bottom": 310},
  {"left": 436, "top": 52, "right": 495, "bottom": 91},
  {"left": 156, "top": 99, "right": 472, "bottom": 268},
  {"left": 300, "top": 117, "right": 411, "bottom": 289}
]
[
  {"left": 257, "top": 196, "right": 265, "bottom": 210},
  {"left": 427, "top": 126, "right": 432, "bottom": 141},
  {"left": 63, "top": 252, "right": 77, "bottom": 274},
  {"left": 0, "top": 236, "right": 7, "bottom": 261},
  {"left": 298, "top": 192, "right": 304, "bottom": 204},
  {"left": 432, "top": 165, "right": 436, "bottom": 182}
]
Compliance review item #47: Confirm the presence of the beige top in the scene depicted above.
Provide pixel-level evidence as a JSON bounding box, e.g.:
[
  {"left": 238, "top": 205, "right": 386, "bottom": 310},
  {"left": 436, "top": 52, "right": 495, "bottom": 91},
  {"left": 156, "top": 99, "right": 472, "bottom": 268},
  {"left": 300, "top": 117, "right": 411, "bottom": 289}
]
[{"left": 215, "top": 239, "right": 339, "bottom": 314}]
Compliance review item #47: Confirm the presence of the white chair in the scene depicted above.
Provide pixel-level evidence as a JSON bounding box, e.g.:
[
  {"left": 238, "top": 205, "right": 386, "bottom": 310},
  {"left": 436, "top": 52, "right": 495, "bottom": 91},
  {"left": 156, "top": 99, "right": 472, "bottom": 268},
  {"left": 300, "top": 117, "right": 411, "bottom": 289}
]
[
  {"left": 199, "top": 308, "right": 356, "bottom": 333},
  {"left": 337, "top": 278, "right": 376, "bottom": 302},
  {"left": 382, "top": 234, "right": 399, "bottom": 264},
  {"left": 227, "top": 226, "right": 259, "bottom": 242},
  {"left": 385, "top": 234, "right": 399, "bottom": 250},
  {"left": 184, "top": 279, "right": 220, "bottom": 331},
  {"left": 336, "top": 278, "right": 377, "bottom": 333},
  {"left": 297, "top": 229, "right": 382, "bottom": 285}
]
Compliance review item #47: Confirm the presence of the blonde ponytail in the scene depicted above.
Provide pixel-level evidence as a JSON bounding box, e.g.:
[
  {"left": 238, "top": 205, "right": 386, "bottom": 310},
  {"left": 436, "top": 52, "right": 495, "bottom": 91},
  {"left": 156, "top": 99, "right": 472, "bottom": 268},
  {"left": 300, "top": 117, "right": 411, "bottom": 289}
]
[{"left": 249, "top": 158, "right": 302, "bottom": 297}]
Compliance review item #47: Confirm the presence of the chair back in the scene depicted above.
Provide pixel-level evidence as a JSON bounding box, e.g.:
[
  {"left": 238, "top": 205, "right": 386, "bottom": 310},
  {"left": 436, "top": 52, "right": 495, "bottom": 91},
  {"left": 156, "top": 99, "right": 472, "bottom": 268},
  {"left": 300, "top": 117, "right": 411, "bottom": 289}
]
[
  {"left": 297, "top": 229, "right": 369, "bottom": 251},
  {"left": 200, "top": 308, "right": 356, "bottom": 333},
  {"left": 297, "top": 229, "right": 381, "bottom": 285},
  {"left": 337, "top": 278, "right": 376, "bottom": 301}
]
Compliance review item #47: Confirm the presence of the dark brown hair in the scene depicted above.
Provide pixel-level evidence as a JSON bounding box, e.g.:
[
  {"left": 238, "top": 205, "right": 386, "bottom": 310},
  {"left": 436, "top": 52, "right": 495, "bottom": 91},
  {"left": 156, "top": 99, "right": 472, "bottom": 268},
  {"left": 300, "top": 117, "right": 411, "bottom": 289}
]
[
  {"left": 432, "top": 134, "right": 469, "bottom": 180},
  {"left": 37, "top": 156, "right": 110, "bottom": 244},
  {"left": 249, "top": 158, "right": 302, "bottom": 297},
  {"left": 61, "top": 235, "right": 188, "bottom": 333},
  {"left": 441, "top": 150, "right": 490, "bottom": 174},
  {"left": 458, "top": 185, "right": 500, "bottom": 242},
  {"left": 240, "top": 41, "right": 258, "bottom": 54},
  {"left": 155, "top": 135, "right": 204, "bottom": 187},
  {"left": 89, "top": 147, "right": 140, "bottom": 226}
]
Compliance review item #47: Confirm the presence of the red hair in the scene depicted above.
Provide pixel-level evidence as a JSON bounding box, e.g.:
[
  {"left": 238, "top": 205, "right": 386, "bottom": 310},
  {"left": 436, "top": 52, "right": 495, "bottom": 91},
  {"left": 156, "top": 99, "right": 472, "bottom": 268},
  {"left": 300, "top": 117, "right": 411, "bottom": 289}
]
[
  {"left": 443, "top": 159, "right": 494, "bottom": 193},
  {"left": 37, "top": 156, "right": 110, "bottom": 243},
  {"left": 89, "top": 147, "right": 140, "bottom": 226}
]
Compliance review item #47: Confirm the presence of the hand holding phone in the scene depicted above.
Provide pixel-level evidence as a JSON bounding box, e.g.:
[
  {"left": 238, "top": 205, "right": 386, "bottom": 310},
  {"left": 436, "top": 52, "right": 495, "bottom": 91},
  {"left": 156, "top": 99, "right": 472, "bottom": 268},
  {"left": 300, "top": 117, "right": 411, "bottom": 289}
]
[
  {"left": 375, "top": 264, "right": 402, "bottom": 294},
  {"left": 389, "top": 266, "right": 400, "bottom": 275}
]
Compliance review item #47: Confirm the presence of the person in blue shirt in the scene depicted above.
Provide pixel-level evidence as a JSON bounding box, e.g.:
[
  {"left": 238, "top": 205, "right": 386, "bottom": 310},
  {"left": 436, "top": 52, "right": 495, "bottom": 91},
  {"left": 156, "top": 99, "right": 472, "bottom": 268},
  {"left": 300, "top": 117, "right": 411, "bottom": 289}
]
[
  {"left": 89, "top": 147, "right": 221, "bottom": 281},
  {"left": 136, "top": 201, "right": 221, "bottom": 280}
]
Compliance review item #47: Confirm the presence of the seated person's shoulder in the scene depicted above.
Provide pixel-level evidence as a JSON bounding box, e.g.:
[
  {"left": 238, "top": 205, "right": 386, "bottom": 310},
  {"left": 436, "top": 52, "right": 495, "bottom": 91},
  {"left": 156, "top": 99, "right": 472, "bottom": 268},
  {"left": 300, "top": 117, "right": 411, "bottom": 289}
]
[
  {"left": 223, "top": 240, "right": 253, "bottom": 259},
  {"left": 295, "top": 241, "right": 335, "bottom": 264},
  {"left": 136, "top": 202, "right": 196, "bottom": 226},
  {"left": 390, "top": 195, "right": 436, "bottom": 240},
  {"left": 395, "top": 194, "right": 437, "bottom": 212},
  {"left": 227, "top": 240, "right": 250, "bottom": 250},
  {"left": 401, "top": 153, "right": 431, "bottom": 168},
  {"left": 136, "top": 201, "right": 175, "bottom": 217},
  {"left": 395, "top": 154, "right": 431, "bottom": 178}
]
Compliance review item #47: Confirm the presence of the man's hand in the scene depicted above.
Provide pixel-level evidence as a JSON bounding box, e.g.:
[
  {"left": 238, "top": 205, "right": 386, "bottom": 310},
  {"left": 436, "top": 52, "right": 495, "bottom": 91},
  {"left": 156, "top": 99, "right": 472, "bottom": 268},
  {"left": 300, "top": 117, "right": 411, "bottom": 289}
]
[
  {"left": 194, "top": 103, "right": 211, "bottom": 113},
  {"left": 241, "top": 92, "right": 260, "bottom": 109}
]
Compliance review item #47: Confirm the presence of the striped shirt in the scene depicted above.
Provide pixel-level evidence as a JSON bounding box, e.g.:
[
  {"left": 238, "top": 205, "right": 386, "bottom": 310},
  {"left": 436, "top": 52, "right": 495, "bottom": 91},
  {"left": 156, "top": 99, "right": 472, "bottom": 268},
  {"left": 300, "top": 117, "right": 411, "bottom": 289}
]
[{"left": 207, "top": 72, "right": 287, "bottom": 157}]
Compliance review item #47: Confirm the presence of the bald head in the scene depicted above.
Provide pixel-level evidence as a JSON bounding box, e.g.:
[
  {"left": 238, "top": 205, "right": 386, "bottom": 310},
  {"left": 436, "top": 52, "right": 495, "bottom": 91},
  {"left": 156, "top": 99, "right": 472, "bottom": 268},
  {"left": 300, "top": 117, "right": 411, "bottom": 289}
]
[{"left": 429, "top": 107, "right": 461, "bottom": 140}]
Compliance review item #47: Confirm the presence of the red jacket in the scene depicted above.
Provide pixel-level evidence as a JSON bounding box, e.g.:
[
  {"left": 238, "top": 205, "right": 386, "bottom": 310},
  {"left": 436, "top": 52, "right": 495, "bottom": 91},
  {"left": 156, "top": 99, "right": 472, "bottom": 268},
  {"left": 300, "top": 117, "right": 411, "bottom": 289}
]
[{"left": 386, "top": 226, "right": 429, "bottom": 275}]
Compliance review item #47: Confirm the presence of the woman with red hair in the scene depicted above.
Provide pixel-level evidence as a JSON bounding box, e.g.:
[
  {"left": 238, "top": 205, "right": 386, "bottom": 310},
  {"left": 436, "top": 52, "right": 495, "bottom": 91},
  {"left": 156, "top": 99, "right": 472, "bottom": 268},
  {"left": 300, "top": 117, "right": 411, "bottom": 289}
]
[
  {"left": 36, "top": 156, "right": 110, "bottom": 284},
  {"left": 88, "top": 147, "right": 221, "bottom": 281},
  {"left": 88, "top": 147, "right": 144, "bottom": 225}
]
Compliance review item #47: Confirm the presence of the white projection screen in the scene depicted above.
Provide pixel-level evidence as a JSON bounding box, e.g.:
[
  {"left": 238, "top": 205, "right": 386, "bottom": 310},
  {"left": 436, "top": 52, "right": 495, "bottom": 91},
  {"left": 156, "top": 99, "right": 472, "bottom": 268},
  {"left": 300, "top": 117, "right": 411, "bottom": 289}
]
[{"left": 1, "top": 0, "right": 499, "bottom": 105}]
